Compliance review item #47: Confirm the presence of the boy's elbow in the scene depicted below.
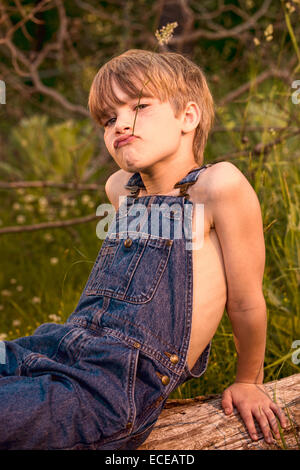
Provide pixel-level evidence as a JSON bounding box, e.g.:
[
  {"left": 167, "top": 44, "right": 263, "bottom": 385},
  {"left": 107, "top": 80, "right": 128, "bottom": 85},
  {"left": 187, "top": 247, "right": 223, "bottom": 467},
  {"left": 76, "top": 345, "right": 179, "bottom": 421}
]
[{"left": 226, "top": 295, "right": 267, "bottom": 317}]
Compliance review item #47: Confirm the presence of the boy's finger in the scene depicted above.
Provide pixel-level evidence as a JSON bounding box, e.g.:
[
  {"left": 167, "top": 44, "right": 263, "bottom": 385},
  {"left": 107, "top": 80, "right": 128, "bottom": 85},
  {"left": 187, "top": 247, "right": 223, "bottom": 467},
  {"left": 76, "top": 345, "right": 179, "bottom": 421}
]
[
  {"left": 262, "top": 408, "right": 280, "bottom": 439},
  {"left": 254, "top": 408, "right": 273, "bottom": 444},
  {"left": 270, "top": 402, "right": 288, "bottom": 429},
  {"left": 238, "top": 409, "right": 258, "bottom": 441},
  {"left": 221, "top": 390, "right": 233, "bottom": 414}
]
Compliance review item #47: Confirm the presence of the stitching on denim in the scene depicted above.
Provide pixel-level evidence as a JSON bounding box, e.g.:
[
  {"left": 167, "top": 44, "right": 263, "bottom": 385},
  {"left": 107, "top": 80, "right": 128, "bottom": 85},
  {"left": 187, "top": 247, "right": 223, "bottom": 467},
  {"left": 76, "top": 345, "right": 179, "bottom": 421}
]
[
  {"left": 127, "top": 347, "right": 139, "bottom": 431},
  {"left": 122, "top": 239, "right": 171, "bottom": 301},
  {"left": 20, "top": 352, "right": 41, "bottom": 371},
  {"left": 53, "top": 327, "right": 81, "bottom": 363},
  {"left": 135, "top": 395, "right": 166, "bottom": 432},
  {"left": 102, "top": 327, "right": 182, "bottom": 377},
  {"left": 179, "top": 243, "right": 193, "bottom": 364},
  {"left": 122, "top": 240, "right": 147, "bottom": 296},
  {"left": 101, "top": 313, "right": 180, "bottom": 357},
  {"left": 57, "top": 418, "right": 157, "bottom": 450},
  {"left": 68, "top": 296, "right": 111, "bottom": 331},
  {"left": 85, "top": 239, "right": 172, "bottom": 304}
]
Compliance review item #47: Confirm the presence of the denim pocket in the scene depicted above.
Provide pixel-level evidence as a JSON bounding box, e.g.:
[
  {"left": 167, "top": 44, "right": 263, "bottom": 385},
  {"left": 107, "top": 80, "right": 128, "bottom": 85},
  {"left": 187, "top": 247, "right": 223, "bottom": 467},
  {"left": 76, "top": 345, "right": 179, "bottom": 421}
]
[
  {"left": 131, "top": 350, "right": 168, "bottom": 433},
  {"left": 84, "top": 235, "right": 172, "bottom": 304}
]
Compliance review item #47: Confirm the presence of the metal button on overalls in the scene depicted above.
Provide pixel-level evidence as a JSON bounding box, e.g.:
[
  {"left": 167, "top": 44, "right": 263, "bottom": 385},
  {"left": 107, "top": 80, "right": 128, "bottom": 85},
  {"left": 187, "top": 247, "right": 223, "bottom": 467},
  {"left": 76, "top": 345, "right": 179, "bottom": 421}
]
[
  {"left": 161, "top": 375, "right": 170, "bottom": 386},
  {"left": 124, "top": 238, "right": 132, "bottom": 248},
  {"left": 169, "top": 354, "right": 179, "bottom": 364}
]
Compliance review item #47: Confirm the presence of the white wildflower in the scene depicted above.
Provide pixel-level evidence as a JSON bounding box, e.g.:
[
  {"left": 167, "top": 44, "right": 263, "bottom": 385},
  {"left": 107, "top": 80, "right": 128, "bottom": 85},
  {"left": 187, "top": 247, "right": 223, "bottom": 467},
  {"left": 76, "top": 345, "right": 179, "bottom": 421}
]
[
  {"left": 48, "top": 314, "right": 61, "bottom": 322},
  {"left": 23, "top": 194, "right": 35, "bottom": 203},
  {"left": 264, "top": 24, "right": 273, "bottom": 36},
  {"left": 16, "top": 214, "right": 26, "bottom": 224},
  {"left": 38, "top": 197, "right": 48, "bottom": 207},
  {"left": 50, "top": 257, "right": 59, "bottom": 265},
  {"left": 44, "top": 233, "right": 54, "bottom": 242},
  {"left": 12, "top": 202, "right": 21, "bottom": 211},
  {"left": 264, "top": 24, "right": 273, "bottom": 41},
  {"left": 1, "top": 289, "right": 12, "bottom": 297},
  {"left": 81, "top": 194, "right": 91, "bottom": 205},
  {"left": 286, "top": 2, "right": 296, "bottom": 13},
  {"left": 60, "top": 208, "right": 68, "bottom": 218},
  {"left": 61, "top": 197, "right": 69, "bottom": 207}
]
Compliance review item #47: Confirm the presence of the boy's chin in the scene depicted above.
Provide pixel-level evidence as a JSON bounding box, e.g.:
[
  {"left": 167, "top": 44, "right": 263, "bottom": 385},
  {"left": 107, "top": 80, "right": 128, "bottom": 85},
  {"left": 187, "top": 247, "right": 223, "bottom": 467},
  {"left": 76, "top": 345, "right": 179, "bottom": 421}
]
[{"left": 122, "top": 160, "right": 148, "bottom": 173}]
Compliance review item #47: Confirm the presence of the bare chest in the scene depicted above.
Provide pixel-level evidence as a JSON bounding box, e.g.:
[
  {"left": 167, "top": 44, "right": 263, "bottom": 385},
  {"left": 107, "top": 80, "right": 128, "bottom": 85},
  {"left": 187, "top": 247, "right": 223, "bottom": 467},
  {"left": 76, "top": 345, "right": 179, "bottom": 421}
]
[{"left": 186, "top": 189, "right": 227, "bottom": 370}]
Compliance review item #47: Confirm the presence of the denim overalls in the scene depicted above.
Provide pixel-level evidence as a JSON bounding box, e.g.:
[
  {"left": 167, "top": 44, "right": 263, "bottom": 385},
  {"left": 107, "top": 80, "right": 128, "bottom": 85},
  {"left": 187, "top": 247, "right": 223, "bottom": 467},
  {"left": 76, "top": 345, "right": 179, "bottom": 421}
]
[{"left": 0, "top": 164, "right": 212, "bottom": 450}]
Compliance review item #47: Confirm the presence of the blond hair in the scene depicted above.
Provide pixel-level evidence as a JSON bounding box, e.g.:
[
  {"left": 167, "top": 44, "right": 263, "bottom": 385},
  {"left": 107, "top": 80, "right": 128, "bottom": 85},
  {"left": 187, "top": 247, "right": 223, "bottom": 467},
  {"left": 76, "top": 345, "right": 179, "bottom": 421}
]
[{"left": 88, "top": 49, "right": 214, "bottom": 165}]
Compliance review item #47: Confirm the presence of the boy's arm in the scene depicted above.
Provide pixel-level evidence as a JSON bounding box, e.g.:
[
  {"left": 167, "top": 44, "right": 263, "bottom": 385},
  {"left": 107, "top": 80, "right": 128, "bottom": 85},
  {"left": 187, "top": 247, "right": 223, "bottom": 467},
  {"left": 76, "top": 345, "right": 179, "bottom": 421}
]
[{"left": 210, "top": 162, "right": 287, "bottom": 443}]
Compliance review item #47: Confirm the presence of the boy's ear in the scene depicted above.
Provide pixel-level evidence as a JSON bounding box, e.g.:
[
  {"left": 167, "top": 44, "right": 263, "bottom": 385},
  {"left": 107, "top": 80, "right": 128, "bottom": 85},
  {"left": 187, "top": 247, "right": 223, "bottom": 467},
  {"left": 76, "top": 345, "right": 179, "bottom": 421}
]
[{"left": 181, "top": 101, "right": 201, "bottom": 134}]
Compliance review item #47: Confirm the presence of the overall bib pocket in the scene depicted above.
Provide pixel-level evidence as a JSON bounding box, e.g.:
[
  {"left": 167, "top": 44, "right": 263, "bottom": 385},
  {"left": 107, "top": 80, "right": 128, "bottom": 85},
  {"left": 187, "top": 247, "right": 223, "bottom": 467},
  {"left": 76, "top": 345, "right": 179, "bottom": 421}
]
[{"left": 84, "top": 235, "right": 173, "bottom": 304}]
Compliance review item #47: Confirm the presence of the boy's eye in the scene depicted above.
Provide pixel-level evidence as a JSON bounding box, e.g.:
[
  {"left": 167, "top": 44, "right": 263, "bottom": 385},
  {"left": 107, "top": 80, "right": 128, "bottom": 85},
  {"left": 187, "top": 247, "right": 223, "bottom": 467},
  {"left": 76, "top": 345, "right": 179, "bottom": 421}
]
[
  {"left": 104, "top": 104, "right": 148, "bottom": 127},
  {"left": 134, "top": 104, "right": 148, "bottom": 110},
  {"left": 104, "top": 117, "right": 116, "bottom": 127}
]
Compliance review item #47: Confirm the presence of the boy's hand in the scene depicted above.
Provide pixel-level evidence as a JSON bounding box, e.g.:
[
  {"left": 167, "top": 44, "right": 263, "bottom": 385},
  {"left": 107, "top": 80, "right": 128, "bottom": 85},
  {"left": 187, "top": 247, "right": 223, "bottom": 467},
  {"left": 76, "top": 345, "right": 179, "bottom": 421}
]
[{"left": 221, "top": 382, "right": 288, "bottom": 444}]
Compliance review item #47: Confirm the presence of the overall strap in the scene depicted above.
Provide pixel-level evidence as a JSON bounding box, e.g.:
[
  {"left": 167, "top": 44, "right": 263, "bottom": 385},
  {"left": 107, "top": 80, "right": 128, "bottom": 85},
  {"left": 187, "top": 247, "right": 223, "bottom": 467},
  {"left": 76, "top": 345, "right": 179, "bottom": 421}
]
[
  {"left": 124, "top": 163, "right": 214, "bottom": 199},
  {"left": 173, "top": 163, "right": 214, "bottom": 200}
]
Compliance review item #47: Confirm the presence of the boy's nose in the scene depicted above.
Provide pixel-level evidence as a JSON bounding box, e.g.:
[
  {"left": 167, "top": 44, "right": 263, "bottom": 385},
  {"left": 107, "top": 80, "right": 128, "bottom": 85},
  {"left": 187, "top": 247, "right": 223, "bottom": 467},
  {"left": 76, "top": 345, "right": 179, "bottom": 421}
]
[{"left": 115, "top": 122, "right": 132, "bottom": 133}]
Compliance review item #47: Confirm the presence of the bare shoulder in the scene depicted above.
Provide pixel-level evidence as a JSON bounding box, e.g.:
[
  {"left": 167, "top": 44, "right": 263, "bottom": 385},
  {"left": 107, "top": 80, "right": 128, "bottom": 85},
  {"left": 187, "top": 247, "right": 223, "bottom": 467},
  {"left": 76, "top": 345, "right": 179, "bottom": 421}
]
[
  {"left": 203, "top": 161, "right": 258, "bottom": 200},
  {"left": 105, "top": 169, "right": 134, "bottom": 210},
  {"left": 204, "top": 161, "right": 263, "bottom": 235},
  {"left": 193, "top": 161, "right": 261, "bottom": 230}
]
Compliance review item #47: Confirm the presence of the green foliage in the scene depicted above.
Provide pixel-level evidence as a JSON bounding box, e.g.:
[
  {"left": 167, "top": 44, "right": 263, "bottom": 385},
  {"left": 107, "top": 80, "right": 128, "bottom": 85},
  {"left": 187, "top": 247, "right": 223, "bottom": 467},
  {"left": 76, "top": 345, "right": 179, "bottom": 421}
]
[{"left": 6, "top": 115, "right": 96, "bottom": 182}]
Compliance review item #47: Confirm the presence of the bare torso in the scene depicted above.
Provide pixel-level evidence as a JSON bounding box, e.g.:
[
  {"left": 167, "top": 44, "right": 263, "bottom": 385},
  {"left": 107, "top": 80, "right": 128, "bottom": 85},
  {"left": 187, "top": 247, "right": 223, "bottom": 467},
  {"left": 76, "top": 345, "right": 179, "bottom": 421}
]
[
  {"left": 110, "top": 165, "right": 227, "bottom": 371},
  {"left": 186, "top": 180, "right": 227, "bottom": 370}
]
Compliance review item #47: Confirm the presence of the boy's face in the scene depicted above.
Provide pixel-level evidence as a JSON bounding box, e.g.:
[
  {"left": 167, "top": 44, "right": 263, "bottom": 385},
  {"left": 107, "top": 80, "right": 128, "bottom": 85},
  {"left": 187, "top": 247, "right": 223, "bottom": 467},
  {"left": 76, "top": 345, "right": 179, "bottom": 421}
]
[{"left": 102, "top": 79, "right": 192, "bottom": 173}]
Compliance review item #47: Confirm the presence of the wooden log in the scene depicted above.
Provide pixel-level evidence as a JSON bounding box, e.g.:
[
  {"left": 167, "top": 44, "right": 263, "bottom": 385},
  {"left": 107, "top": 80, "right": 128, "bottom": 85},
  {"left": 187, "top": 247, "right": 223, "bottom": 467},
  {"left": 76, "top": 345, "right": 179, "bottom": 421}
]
[{"left": 138, "top": 373, "right": 300, "bottom": 450}]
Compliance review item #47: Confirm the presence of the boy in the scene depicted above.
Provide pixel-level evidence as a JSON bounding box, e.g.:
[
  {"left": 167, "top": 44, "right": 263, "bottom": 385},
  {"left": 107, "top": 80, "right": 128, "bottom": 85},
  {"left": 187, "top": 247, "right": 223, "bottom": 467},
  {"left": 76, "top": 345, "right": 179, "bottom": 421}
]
[{"left": 0, "top": 49, "right": 287, "bottom": 450}]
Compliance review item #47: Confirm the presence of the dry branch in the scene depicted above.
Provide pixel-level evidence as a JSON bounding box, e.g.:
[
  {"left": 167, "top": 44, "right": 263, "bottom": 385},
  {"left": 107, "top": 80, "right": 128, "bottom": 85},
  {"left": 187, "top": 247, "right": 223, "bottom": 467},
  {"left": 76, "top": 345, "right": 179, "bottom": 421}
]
[
  {"left": 0, "top": 213, "right": 100, "bottom": 234},
  {"left": 139, "top": 373, "right": 300, "bottom": 450},
  {"left": 0, "top": 181, "right": 104, "bottom": 190}
]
